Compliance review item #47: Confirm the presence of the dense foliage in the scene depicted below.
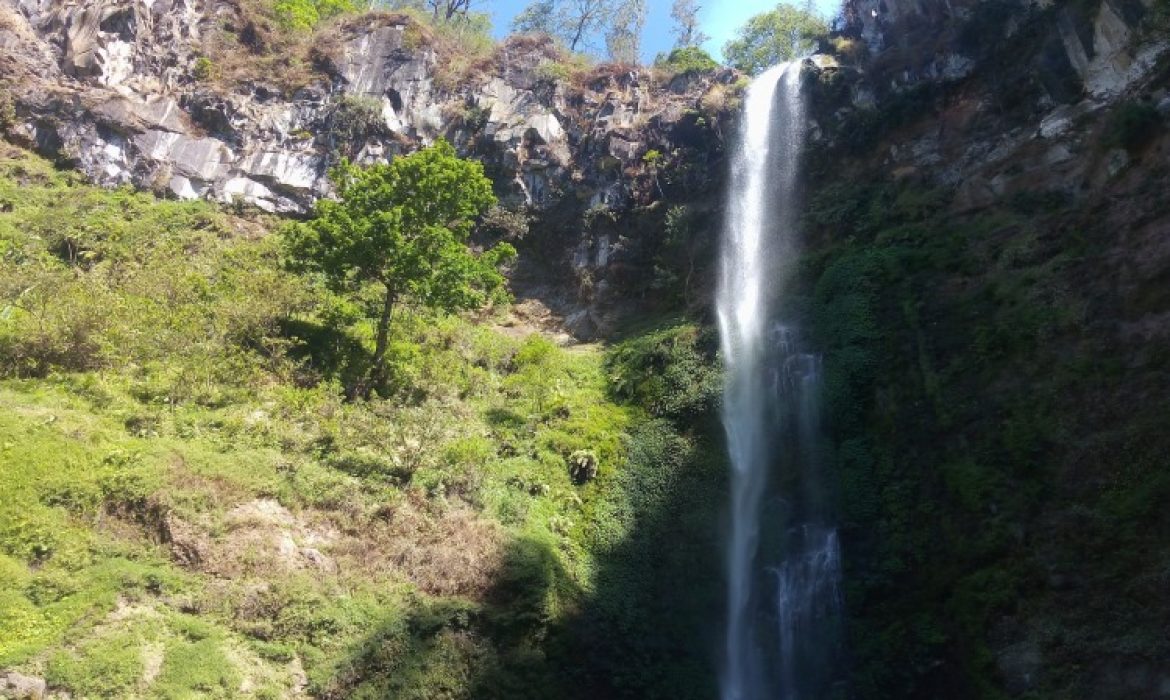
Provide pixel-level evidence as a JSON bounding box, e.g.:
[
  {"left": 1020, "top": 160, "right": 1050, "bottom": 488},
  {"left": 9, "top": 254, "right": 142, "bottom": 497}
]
[
  {"left": 0, "top": 146, "right": 727, "bottom": 698},
  {"left": 722, "top": 3, "right": 827, "bottom": 75},
  {"left": 273, "top": 0, "right": 360, "bottom": 31},
  {"left": 285, "top": 141, "right": 513, "bottom": 393},
  {"left": 655, "top": 46, "right": 721, "bottom": 76},
  {"left": 800, "top": 172, "right": 1170, "bottom": 697}
]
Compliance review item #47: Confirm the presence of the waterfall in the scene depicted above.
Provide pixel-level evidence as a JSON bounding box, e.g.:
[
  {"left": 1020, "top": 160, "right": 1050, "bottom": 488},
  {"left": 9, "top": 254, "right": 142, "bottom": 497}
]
[{"left": 716, "top": 63, "right": 842, "bottom": 700}]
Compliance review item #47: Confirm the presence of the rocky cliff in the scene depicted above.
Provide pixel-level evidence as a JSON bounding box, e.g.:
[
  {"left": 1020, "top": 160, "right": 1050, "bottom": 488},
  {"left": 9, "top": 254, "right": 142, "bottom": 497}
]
[
  {"left": 0, "top": 1, "right": 735, "bottom": 336},
  {"left": 3, "top": 2, "right": 1170, "bottom": 696},
  {"left": 1, "top": 3, "right": 727, "bottom": 213},
  {"left": 5, "top": 0, "right": 1165, "bottom": 339},
  {"left": 822, "top": 0, "right": 1169, "bottom": 204}
]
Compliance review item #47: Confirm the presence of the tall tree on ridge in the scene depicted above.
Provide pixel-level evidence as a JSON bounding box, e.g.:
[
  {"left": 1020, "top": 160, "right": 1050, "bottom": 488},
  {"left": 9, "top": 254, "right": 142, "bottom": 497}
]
[
  {"left": 723, "top": 2, "right": 827, "bottom": 74},
  {"left": 606, "top": 0, "right": 646, "bottom": 63},
  {"left": 510, "top": 0, "right": 620, "bottom": 53},
  {"left": 511, "top": 0, "right": 560, "bottom": 34},
  {"left": 562, "top": 0, "right": 612, "bottom": 51},
  {"left": 670, "top": 0, "right": 710, "bottom": 48},
  {"left": 425, "top": 0, "right": 472, "bottom": 21}
]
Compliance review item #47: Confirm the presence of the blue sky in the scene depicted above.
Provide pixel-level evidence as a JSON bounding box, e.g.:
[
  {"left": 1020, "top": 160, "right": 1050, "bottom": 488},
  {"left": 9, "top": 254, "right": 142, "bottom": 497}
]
[{"left": 486, "top": 0, "right": 842, "bottom": 62}]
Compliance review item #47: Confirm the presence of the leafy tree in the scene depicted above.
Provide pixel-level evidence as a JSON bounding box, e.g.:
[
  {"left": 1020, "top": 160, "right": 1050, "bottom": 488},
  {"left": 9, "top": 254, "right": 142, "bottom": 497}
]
[
  {"left": 511, "top": 0, "right": 559, "bottom": 34},
  {"left": 560, "top": 0, "right": 612, "bottom": 51},
  {"left": 656, "top": 45, "right": 720, "bottom": 74},
  {"left": 723, "top": 3, "right": 827, "bottom": 74},
  {"left": 425, "top": 0, "right": 472, "bottom": 22},
  {"left": 670, "top": 0, "right": 709, "bottom": 48},
  {"left": 284, "top": 140, "right": 515, "bottom": 392}
]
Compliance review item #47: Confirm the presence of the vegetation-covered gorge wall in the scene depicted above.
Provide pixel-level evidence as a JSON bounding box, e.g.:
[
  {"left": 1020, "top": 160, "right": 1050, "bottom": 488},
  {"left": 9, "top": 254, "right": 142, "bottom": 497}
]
[{"left": 799, "top": 0, "right": 1170, "bottom": 696}]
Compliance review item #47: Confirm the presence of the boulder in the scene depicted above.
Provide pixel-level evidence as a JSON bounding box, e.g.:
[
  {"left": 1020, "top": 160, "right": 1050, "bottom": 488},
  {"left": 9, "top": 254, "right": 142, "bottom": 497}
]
[{"left": 1, "top": 671, "right": 47, "bottom": 700}]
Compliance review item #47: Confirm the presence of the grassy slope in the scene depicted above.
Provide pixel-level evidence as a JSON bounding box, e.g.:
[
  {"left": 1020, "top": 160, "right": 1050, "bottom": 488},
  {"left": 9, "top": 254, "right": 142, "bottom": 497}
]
[{"left": 0, "top": 145, "right": 726, "bottom": 699}]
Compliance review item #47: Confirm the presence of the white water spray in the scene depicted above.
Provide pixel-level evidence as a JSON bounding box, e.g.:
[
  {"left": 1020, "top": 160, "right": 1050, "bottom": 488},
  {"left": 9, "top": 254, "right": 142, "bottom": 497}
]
[{"left": 716, "top": 63, "right": 842, "bottom": 700}]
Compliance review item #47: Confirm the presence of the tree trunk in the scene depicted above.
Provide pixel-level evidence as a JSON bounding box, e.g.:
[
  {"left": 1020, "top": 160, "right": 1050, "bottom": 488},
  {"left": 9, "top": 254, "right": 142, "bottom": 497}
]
[
  {"left": 570, "top": 17, "right": 588, "bottom": 51},
  {"left": 369, "top": 284, "right": 396, "bottom": 392}
]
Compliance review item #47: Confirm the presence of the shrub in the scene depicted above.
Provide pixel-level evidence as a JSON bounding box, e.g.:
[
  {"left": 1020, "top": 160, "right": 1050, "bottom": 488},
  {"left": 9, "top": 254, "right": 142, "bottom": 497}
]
[
  {"left": 273, "top": 0, "right": 356, "bottom": 32},
  {"left": 655, "top": 46, "right": 720, "bottom": 75},
  {"left": 0, "top": 90, "right": 14, "bottom": 131},
  {"left": 323, "top": 95, "right": 385, "bottom": 156},
  {"left": 534, "top": 60, "right": 572, "bottom": 84},
  {"left": 605, "top": 321, "right": 720, "bottom": 421},
  {"left": 192, "top": 57, "right": 217, "bottom": 81},
  {"left": 567, "top": 449, "right": 598, "bottom": 483},
  {"left": 46, "top": 633, "right": 144, "bottom": 698},
  {"left": 155, "top": 637, "right": 240, "bottom": 697},
  {"left": 1104, "top": 100, "right": 1163, "bottom": 152}
]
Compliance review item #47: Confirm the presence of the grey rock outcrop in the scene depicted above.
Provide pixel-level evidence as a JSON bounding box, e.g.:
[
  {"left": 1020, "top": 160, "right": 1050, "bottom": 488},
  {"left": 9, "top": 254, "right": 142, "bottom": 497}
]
[
  {"left": 841, "top": 0, "right": 1167, "bottom": 98},
  {"left": 0, "top": 671, "right": 46, "bottom": 700},
  {"left": 0, "top": 2, "right": 726, "bottom": 216}
]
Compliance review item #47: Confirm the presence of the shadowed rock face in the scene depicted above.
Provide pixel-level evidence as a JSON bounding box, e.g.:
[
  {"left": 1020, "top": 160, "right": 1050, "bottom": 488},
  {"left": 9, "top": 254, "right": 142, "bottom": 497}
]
[
  {"left": 840, "top": 0, "right": 1165, "bottom": 96},
  {"left": 809, "top": 0, "right": 1169, "bottom": 217}
]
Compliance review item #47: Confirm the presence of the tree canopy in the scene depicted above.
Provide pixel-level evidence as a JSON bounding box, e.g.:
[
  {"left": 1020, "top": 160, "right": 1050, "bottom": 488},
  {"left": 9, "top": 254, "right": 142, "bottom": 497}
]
[
  {"left": 284, "top": 139, "right": 514, "bottom": 391},
  {"left": 723, "top": 3, "right": 827, "bottom": 75},
  {"left": 273, "top": 0, "right": 359, "bottom": 31}
]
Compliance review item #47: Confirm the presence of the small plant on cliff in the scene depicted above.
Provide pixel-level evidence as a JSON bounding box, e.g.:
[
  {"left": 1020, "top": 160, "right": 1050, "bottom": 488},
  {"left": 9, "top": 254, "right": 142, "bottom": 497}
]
[
  {"left": 283, "top": 140, "right": 515, "bottom": 395},
  {"left": 324, "top": 95, "right": 384, "bottom": 157},
  {"left": 192, "top": 57, "right": 217, "bottom": 82},
  {"left": 1104, "top": 100, "right": 1163, "bottom": 153},
  {"left": 0, "top": 90, "right": 15, "bottom": 132}
]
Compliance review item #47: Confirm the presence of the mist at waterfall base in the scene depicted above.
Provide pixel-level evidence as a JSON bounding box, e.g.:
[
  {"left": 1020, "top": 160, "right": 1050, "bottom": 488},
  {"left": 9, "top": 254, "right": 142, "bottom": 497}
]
[{"left": 715, "top": 63, "right": 844, "bottom": 700}]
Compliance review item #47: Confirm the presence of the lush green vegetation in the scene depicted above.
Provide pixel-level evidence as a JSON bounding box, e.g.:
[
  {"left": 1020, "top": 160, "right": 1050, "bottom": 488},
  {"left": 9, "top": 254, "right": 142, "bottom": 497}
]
[
  {"left": 273, "top": 0, "right": 360, "bottom": 32},
  {"left": 722, "top": 2, "right": 827, "bottom": 75},
  {"left": 800, "top": 171, "right": 1170, "bottom": 697},
  {"left": 654, "top": 46, "right": 721, "bottom": 76},
  {"left": 0, "top": 145, "right": 728, "bottom": 697},
  {"left": 285, "top": 141, "right": 513, "bottom": 393}
]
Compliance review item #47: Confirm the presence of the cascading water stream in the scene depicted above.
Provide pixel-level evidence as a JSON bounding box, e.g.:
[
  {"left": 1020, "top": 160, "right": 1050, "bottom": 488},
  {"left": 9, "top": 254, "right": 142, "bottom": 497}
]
[{"left": 716, "top": 63, "right": 842, "bottom": 700}]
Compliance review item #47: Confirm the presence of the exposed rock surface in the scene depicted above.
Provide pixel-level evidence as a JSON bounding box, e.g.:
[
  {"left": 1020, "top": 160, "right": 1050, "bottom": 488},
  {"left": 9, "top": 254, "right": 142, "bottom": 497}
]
[
  {"left": 0, "top": 1, "right": 737, "bottom": 336},
  {"left": 841, "top": 0, "right": 1166, "bottom": 97},
  {"left": 820, "top": 0, "right": 1169, "bottom": 212},
  {"left": 0, "top": 2, "right": 726, "bottom": 216},
  {"left": 0, "top": 672, "right": 46, "bottom": 700}
]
